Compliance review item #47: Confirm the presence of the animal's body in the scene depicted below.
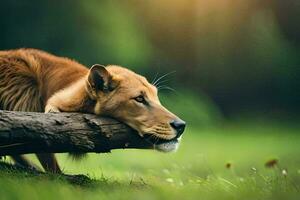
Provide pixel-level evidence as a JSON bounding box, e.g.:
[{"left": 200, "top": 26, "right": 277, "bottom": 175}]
[{"left": 0, "top": 48, "right": 185, "bottom": 173}]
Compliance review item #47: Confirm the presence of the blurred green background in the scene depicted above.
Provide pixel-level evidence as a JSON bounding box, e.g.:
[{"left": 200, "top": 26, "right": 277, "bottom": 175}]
[
  {"left": 1, "top": 0, "right": 299, "bottom": 121},
  {"left": 1, "top": 1, "right": 300, "bottom": 199}
]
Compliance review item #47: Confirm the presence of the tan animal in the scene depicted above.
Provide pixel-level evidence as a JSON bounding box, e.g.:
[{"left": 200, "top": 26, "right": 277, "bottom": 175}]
[{"left": 0, "top": 48, "right": 185, "bottom": 173}]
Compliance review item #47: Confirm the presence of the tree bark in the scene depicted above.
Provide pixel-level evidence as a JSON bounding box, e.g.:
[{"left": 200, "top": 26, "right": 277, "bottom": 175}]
[{"left": 0, "top": 110, "right": 153, "bottom": 156}]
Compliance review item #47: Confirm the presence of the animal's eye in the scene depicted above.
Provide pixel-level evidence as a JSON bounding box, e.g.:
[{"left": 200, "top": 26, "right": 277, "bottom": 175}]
[{"left": 134, "top": 95, "right": 145, "bottom": 103}]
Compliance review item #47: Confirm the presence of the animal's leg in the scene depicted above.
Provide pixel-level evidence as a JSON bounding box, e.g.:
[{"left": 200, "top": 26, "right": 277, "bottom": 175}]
[
  {"left": 11, "top": 155, "right": 41, "bottom": 171},
  {"left": 36, "top": 104, "right": 61, "bottom": 173},
  {"left": 36, "top": 153, "right": 61, "bottom": 173}
]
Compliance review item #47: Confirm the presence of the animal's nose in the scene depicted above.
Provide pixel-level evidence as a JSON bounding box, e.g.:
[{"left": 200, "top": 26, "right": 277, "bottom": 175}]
[{"left": 170, "top": 119, "right": 186, "bottom": 137}]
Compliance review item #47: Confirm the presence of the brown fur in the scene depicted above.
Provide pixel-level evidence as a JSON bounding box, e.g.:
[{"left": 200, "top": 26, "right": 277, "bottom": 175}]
[
  {"left": 0, "top": 48, "right": 184, "bottom": 173},
  {"left": 0, "top": 49, "right": 88, "bottom": 111}
]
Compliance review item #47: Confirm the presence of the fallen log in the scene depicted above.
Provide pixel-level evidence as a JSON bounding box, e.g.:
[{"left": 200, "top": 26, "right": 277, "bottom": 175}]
[{"left": 0, "top": 110, "right": 153, "bottom": 156}]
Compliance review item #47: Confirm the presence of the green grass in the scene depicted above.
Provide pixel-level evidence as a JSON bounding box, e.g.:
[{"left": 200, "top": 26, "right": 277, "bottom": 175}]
[{"left": 1, "top": 121, "right": 300, "bottom": 200}]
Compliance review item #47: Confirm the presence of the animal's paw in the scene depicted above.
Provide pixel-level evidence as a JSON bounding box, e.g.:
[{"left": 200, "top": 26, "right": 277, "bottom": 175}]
[{"left": 45, "top": 105, "right": 61, "bottom": 113}]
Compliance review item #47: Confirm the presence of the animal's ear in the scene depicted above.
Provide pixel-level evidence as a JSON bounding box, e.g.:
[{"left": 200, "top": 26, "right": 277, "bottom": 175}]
[{"left": 87, "top": 64, "right": 118, "bottom": 93}]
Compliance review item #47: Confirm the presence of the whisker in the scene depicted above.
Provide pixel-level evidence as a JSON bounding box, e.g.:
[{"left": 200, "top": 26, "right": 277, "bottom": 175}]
[
  {"left": 150, "top": 134, "right": 157, "bottom": 141},
  {"left": 151, "top": 71, "right": 160, "bottom": 85},
  {"left": 153, "top": 71, "right": 176, "bottom": 86},
  {"left": 144, "top": 137, "right": 154, "bottom": 146},
  {"left": 155, "top": 79, "right": 170, "bottom": 87},
  {"left": 144, "top": 133, "right": 159, "bottom": 146},
  {"left": 154, "top": 136, "right": 160, "bottom": 145},
  {"left": 145, "top": 134, "right": 161, "bottom": 147},
  {"left": 149, "top": 134, "right": 160, "bottom": 146},
  {"left": 157, "top": 86, "right": 176, "bottom": 92}
]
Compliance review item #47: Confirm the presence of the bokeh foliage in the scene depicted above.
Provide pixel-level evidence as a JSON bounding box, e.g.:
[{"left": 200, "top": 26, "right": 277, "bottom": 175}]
[
  {"left": 0, "top": 0, "right": 299, "bottom": 117},
  {"left": 1, "top": 2, "right": 300, "bottom": 199}
]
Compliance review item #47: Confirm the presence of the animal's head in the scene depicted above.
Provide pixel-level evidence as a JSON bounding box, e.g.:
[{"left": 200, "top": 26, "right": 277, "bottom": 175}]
[{"left": 86, "top": 64, "right": 186, "bottom": 152}]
